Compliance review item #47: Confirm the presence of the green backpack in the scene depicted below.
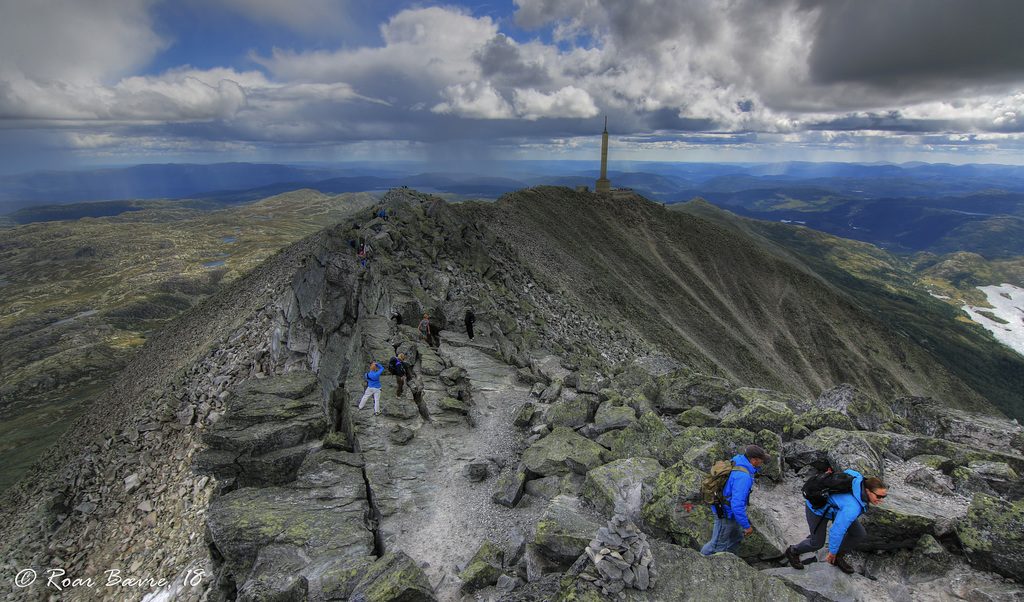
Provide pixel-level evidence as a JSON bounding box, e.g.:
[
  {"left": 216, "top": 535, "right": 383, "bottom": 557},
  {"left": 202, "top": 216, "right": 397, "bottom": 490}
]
[{"left": 700, "top": 459, "right": 751, "bottom": 512}]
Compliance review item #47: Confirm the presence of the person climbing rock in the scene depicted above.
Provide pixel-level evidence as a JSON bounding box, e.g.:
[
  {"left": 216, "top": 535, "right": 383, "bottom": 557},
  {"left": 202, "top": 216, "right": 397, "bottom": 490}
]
[
  {"left": 464, "top": 308, "right": 476, "bottom": 340},
  {"left": 419, "top": 314, "right": 440, "bottom": 348},
  {"left": 389, "top": 353, "right": 406, "bottom": 396},
  {"left": 700, "top": 444, "right": 769, "bottom": 556},
  {"left": 357, "top": 362, "right": 385, "bottom": 415},
  {"left": 784, "top": 471, "right": 888, "bottom": 574}
]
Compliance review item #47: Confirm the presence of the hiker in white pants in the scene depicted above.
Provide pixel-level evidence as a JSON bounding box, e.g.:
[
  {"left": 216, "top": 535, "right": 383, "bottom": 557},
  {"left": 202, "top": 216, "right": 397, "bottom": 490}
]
[{"left": 358, "top": 362, "right": 385, "bottom": 415}]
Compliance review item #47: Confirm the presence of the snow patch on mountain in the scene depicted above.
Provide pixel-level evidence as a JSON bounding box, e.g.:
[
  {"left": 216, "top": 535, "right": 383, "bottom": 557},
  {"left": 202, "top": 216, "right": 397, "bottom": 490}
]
[{"left": 962, "top": 283, "right": 1024, "bottom": 357}]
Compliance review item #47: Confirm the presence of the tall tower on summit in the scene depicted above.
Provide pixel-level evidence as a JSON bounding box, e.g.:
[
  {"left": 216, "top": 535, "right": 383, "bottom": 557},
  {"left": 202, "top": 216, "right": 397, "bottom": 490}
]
[{"left": 595, "top": 116, "right": 611, "bottom": 194}]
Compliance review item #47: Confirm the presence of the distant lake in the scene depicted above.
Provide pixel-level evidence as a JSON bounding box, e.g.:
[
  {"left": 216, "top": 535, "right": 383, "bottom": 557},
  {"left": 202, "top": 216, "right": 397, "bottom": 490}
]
[
  {"left": 52, "top": 309, "right": 99, "bottom": 326},
  {"left": 221, "top": 237, "right": 237, "bottom": 243},
  {"left": 204, "top": 260, "right": 226, "bottom": 268},
  {"left": 250, "top": 217, "right": 274, "bottom": 221}
]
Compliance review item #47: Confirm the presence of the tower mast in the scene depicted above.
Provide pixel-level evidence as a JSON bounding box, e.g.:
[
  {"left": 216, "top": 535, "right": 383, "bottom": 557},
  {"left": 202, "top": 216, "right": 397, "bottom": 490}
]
[{"left": 596, "top": 116, "right": 611, "bottom": 194}]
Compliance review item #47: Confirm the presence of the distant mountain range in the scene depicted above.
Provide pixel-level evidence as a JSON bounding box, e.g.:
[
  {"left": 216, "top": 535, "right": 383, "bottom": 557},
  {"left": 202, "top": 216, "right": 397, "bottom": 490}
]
[{"left": 5, "top": 160, "right": 1024, "bottom": 258}]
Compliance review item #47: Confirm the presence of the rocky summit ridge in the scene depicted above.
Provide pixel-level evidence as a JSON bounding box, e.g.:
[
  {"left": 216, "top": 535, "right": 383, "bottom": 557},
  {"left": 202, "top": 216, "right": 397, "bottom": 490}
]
[{"left": 1, "top": 187, "right": 1023, "bottom": 601}]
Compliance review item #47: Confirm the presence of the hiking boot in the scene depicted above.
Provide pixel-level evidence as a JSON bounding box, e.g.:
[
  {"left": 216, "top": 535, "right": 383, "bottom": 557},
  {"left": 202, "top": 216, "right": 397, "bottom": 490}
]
[
  {"left": 832, "top": 553, "right": 855, "bottom": 574},
  {"left": 784, "top": 546, "right": 804, "bottom": 570}
]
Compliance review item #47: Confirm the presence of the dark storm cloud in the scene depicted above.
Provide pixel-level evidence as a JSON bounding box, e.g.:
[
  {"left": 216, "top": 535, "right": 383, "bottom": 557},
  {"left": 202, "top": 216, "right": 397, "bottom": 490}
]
[
  {"left": 806, "top": 0, "right": 1024, "bottom": 88},
  {"left": 473, "top": 34, "right": 551, "bottom": 88}
]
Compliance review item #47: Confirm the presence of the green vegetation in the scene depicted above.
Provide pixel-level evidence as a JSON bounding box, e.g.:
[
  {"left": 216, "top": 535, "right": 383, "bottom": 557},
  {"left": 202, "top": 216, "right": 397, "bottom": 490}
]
[{"left": 0, "top": 190, "right": 376, "bottom": 490}]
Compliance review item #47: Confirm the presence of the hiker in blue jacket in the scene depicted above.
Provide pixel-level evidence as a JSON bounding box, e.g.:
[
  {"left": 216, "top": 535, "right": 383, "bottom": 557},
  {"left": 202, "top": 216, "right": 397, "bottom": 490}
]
[
  {"left": 785, "top": 470, "right": 888, "bottom": 574},
  {"left": 357, "top": 361, "right": 385, "bottom": 415},
  {"left": 701, "top": 444, "right": 769, "bottom": 556}
]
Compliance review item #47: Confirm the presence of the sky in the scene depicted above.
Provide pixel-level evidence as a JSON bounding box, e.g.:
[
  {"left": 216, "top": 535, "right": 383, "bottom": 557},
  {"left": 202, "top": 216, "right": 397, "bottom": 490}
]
[{"left": 3, "top": 0, "right": 1024, "bottom": 175}]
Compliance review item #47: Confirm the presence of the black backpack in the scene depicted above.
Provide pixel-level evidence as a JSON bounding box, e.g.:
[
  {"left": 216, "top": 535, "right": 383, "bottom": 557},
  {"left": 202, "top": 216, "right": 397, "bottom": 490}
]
[
  {"left": 388, "top": 356, "right": 398, "bottom": 374},
  {"left": 802, "top": 469, "right": 855, "bottom": 510}
]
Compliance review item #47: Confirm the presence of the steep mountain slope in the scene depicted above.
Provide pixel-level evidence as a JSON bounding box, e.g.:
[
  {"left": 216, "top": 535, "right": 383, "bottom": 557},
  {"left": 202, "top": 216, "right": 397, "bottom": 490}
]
[
  {"left": 671, "top": 198, "right": 1024, "bottom": 421},
  {"left": 464, "top": 187, "right": 998, "bottom": 414}
]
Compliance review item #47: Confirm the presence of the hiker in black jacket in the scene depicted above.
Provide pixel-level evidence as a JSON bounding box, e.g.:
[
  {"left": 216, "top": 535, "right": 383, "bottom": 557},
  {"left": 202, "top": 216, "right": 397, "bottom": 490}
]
[{"left": 464, "top": 308, "right": 476, "bottom": 340}]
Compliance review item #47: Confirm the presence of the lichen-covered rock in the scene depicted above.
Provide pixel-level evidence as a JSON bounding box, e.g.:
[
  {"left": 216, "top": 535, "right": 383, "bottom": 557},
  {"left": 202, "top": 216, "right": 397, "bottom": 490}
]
[
  {"left": 952, "top": 461, "right": 1019, "bottom": 497},
  {"left": 660, "top": 426, "right": 782, "bottom": 482},
  {"left": 438, "top": 396, "right": 471, "bottom": 415},
  {"left": 195, "top": 371, "right": 328, "bottom": 488},
  {"left": 720, "top": 398, "right": 795, "bottom": 439},
  {"left": 557, "top": 539, "right": 803, "bottom": 601},
  {"left": 815, "top": 384, "right": 895, "bottom": 432},
  {"left": 534, "top": 495, "right": 603, "bottom": 564},
  {"left": 523, "top": 426, "right": 606, "bottom": 477},
  {"left": 902, "top": 534, "right": 953, "bottom": 584},
  {"left": 525, "top": 475, "right": 565, "bottom": 500},
  {"left": 389, "top": 424, "right": 415, "bottom": 446},
  {"left": 493, "top": 467, "right": 527, "bottom": 508},
  {"left": 658, "top": 374, "right": 738, "bottom": 414},
  {"left": 546, "top": 395, "right": 594, "bottom": 429},
  {"left": 907, "top": 454, "right": 955, "bottom": 474},
  {"left": 598, "top": 412, "right": 674, "bottom": 466},
  {"left": 206, "top": 450, "right": 374, "bottom": 587},
  {"left": 798, "top": 408, "right": 856, "bottom": 432},
  {"left": 639, "top": 460, "right": 710, "bottom": 548},
  {"left": 675, "top": 406, "right": 718, "bottom": 428},
  {"left": 785, "top": 427, "right": 884, "bottom": 477},
  {"left": 514, "top": 402, "right": 536, "bottom": 427},
  {"left": 459, "top": 541, "right": 505, "bottom": 591},
  {"left": 736, "top": 507, "right": 788, "bottom": 559},
  {"left": 350, "top": 550, "right": 438, "bottom": 601},
  {"left": 581, "top": 457, "right": 663, "bottom": 521},
  {"left": 734, "top": 388, "right": 811, "bottom": 413},
  {"left": 955, "top": 493, "right": 1024, "bottom": 582},
  {"left": 593, "top": 402, "right": 637, "bottom": 434}
]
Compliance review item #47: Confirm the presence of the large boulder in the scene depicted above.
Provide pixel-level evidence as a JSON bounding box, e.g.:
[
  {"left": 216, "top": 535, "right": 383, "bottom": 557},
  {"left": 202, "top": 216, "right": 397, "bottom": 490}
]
[
  {"left": 556, "top": 540, "right": 803, "bottom": 601},
  {"left": 581, "top": 457, "right": 663, "bottom": 522},
  {"left": 593, "top": 402, "right": 637, "bottom": 434},
  {"left": 785, "top": 427, "right": 884, "bottom": 478},
  {"left": 763, "top": 560, "right": 879, "bottom": 601},
  {"left": 195, "top": 372, "right": 328, "bottom": 488},
  {"left": 955, "top": 493, "right": 1024, "bottom": 582},
  {"left": 523, "top": 427, "right": 606, "bottom": 477},
  {"left": 815, "top": 384, "right": 895, "bottom": 432},
  {"left": 546, "top": 395, "right": 595, "bottom": 429},
  {"left": 459, "top": 541, "right": 505, "bottom": 591},
  {"left": 640, "top": 460, "right": 709, "bottom": 549},
  {"left": 205, "top": 450, "right": 375, "bottom": 591},
  {"left": 891, "top": 396, "right": 1024, "bottom": 455},
  {"left": 719, "top": 399, "right": 795, "bottom": 442},
  {"left": 658, "top": 374, "right": 739, "bottom": 414},
  {"left": 598, "top": 412, "right": 675, "bottom": 466},
  {"left": 534, "top": 495, "right": 603, "bottom": 564},
  {"left": 952, "top": 461, "right": 1020, "bottom": 497},
  {"left": 349, "top": 550, "right": 438, "bottom": 601}
]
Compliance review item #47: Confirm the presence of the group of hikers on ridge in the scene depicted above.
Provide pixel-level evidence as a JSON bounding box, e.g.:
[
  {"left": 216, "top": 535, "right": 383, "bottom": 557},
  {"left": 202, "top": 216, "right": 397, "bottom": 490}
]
[
  {"left": 702, "top": 444, "right": 887, "bottom": 575},
  {"left": 358, "top": 307, "right": 476, "bottom": 416}
]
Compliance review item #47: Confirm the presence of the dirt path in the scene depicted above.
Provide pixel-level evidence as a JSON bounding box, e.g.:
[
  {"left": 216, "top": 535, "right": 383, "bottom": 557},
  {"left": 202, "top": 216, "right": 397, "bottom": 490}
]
[{"left": 375, "top": 332, "right": 542, "bottom": 601}]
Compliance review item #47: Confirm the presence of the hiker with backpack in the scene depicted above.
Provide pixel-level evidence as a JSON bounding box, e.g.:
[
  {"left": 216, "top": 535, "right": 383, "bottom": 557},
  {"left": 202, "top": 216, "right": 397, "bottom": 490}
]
[
  {"left": 700, "top": 444, "right": 770, "bottom": 556},
  {"left": 389, "top": 353, "right": 406, "bottom": 396},
  {"left": 784, "top": 469, "right": 888, "bottom": 574}
]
